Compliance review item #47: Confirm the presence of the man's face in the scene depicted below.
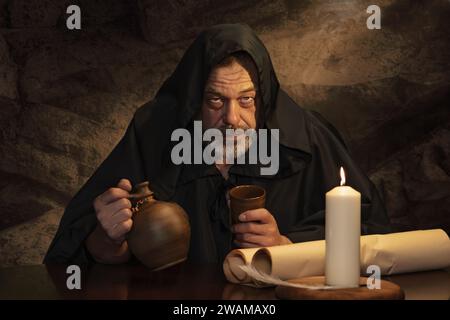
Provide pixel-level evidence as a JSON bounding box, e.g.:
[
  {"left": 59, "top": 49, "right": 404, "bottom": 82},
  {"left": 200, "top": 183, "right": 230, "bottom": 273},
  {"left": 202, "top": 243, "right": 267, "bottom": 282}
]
[{"left": 201, "top": 60, "right": 257, "bottom": 131}]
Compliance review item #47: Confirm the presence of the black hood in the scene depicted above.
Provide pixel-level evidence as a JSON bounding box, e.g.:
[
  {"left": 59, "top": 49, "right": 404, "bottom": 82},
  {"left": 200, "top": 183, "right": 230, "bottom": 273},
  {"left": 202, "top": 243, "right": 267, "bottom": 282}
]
[
  {"left": 127, "top": 23, "right": 324, "bottom": 200},
  {"left": 156, "top": 23, "right": 280, "bottom": 130},
  {"left": 152, "top": 23, "right": 318, "bottom": 157}
]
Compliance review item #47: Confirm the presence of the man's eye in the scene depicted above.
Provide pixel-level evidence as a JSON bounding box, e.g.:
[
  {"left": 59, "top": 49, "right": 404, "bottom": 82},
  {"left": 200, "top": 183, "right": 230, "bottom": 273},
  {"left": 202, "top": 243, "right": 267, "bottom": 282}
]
[
  {"left": 209, "top": 98, "right": 222, "bottom": 103},
  {"left": 239, "top": 97, "right": 255, "bottom": 106},
  {"left": 208, "top": 97, "right": 223, "bottom": 107}
]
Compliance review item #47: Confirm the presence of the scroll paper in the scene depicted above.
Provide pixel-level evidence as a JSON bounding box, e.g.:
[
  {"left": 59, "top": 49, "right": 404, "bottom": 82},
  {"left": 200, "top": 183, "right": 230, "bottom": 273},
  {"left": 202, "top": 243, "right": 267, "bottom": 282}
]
[{"left": 223, "top": 229, "right": 450, "bottom": 286}]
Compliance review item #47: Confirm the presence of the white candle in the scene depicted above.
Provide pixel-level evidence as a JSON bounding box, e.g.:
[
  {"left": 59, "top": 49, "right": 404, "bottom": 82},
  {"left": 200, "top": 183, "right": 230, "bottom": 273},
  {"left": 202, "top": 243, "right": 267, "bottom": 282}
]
[{"left": 325, "top": 167, "right": 361, "bottom": 288}]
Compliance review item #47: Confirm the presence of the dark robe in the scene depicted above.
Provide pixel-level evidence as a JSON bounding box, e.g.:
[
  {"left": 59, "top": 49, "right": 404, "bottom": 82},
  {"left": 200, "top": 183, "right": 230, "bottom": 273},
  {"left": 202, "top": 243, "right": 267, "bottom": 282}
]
[{"left": 44, "top": 24, "right": 391, "bottom": 264}]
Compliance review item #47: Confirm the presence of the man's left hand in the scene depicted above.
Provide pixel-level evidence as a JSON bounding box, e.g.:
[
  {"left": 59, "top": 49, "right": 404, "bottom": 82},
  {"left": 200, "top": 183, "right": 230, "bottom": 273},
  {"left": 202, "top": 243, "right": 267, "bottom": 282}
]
[{"left": 231, "top": 209, "right": 292, "bottom": 248}]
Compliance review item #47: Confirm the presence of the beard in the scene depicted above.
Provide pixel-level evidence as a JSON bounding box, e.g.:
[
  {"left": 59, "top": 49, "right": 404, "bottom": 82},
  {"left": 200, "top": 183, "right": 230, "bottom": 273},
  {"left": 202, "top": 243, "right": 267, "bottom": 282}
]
[{"left": 214, "top": 125, "right": 254, "bottom": 164}]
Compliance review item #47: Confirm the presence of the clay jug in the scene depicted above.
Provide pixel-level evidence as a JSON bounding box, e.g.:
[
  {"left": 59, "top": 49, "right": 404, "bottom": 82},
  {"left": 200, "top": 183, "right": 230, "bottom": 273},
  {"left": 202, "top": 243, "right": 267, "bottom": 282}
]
[{"left": 127, "top": 181, "right": 190, "bottom": 271}]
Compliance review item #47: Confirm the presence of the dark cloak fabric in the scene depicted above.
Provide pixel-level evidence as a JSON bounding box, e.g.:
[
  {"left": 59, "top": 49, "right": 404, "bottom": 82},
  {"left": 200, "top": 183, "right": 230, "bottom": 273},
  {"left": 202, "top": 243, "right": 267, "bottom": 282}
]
[{"left": 44, "top": 24, "right": 392, "bottom": 265}]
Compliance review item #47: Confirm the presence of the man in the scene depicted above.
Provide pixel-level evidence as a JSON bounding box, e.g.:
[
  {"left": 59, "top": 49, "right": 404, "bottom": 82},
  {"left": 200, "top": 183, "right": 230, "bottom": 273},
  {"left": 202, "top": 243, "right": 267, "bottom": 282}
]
[{"left": 45, "top": 24, "right": 391, "bottom": 265}]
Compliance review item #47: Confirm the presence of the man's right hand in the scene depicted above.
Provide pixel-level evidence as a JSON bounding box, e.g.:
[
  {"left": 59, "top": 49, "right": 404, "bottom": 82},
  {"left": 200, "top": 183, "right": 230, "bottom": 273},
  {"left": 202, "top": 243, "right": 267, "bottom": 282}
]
[{"left": 93, "top": 178, "right": 133, "bottom": 244}]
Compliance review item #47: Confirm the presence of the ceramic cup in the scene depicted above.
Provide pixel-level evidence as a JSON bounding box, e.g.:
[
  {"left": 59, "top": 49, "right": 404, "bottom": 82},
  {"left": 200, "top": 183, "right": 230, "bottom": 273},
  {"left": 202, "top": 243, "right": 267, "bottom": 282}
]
[{"left": 229, "top": 185, "right": 266, "bottom": 225}]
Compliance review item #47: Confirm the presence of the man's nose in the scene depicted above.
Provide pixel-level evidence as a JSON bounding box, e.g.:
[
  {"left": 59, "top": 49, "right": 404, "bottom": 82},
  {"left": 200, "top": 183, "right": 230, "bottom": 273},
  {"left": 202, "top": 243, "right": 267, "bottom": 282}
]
[{"left": 223, "top": 100, "right": 240, "bottom": 127}]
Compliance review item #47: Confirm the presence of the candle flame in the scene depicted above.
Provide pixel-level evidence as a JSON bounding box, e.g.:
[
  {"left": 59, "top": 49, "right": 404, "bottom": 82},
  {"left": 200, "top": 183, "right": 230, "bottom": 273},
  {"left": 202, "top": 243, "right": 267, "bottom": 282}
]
[{"left": 340, "top": 167, "right": 346, "bottom": 186}]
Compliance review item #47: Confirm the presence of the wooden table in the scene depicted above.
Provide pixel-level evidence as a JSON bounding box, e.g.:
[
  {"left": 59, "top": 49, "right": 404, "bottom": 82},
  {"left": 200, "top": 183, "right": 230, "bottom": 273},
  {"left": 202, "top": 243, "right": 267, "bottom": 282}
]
[{"left": 0, "top": 262, "right": 449, "bottom": 300}]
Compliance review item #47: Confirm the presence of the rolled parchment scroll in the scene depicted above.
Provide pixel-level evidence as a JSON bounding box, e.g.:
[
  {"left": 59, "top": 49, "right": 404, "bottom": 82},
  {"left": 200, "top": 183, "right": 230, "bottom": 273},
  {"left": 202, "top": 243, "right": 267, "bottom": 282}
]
[{"left": 223, "top": 229, "right": 450, "bottom": 286}]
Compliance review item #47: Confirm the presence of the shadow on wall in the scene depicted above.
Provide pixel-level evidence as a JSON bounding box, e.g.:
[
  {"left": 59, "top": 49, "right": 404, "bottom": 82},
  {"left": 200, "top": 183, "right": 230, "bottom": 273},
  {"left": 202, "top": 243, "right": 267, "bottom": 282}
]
[{"left": 0, "top": 0, "right": 449, "bottom": 266}]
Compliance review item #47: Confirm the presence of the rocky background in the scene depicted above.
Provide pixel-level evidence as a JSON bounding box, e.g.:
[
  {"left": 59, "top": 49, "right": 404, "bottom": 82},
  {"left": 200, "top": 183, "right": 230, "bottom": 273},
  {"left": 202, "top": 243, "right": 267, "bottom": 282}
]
[{"left": 0, "top": 0, "right": 449, "bottom": 266}]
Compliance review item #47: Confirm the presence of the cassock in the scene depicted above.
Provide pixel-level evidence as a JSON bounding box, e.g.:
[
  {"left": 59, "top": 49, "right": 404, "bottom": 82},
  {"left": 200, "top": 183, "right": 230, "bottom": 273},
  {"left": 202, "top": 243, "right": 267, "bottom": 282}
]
[{"left": 44, "top": 24, "right": 391, "bottom": 265}]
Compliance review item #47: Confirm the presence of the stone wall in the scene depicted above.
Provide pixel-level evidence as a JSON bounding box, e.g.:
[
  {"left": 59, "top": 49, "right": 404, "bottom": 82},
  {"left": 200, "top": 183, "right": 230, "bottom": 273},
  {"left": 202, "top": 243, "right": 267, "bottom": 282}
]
[{"left": 0, "top": 0, "right": 449, "bottom": 266}]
